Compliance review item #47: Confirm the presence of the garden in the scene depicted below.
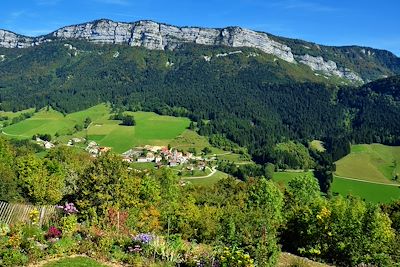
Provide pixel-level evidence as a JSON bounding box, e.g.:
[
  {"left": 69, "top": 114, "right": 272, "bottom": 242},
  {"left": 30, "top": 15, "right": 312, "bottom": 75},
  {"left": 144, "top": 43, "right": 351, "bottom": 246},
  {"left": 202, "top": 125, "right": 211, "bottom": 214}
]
[{"left": 1, "top": 137, "right": 400, "bottom": 267}]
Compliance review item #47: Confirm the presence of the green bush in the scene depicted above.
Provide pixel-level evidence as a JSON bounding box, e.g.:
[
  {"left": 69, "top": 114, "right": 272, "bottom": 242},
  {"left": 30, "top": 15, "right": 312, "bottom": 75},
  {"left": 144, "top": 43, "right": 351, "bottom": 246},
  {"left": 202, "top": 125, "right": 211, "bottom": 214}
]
[
  {"left": 60, "top": 215, "right": 78, "bottom": 236},
  {"left": 217, "top": 247, "right": 254, "bottom": 267},
  {"left": 0, "top": 249, "right": 29, "bottom": 267},
  {"left": 48, "top": 236, "right": 77, "bottom": 256}
]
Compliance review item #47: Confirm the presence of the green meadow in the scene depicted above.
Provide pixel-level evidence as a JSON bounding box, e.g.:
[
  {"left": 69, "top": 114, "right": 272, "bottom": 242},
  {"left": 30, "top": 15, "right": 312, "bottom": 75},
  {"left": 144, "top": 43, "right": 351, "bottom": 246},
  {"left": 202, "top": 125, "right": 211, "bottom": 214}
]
[
  {"left": 331, "top": 176, "right": 400, "bottom": 203},
  {"left": 335, "top": 144, "right": 400, "bottom": 184},
  {"left": 273, "top": 171, "right": 400, "bottom": 203},
  {"left": 2, "top": 105, "right": 109, "bottom": 138},
  {"left": 87, "top": 111, "right": 190, "bottom": 153},
  {"left": 273, "top": 171, "right": 314, "bottom": 185},
  {"left": 0, "top": 108, "right": 35, "bottom": 127},
  {"left": 2, "top": 104, "right": 190, "bottom": 153},
  {"left": 170, "top": 130, "right": 225, "bottom": 154},
  {"left": 183, "top": 171, "right": 229, "bottom": 186}
]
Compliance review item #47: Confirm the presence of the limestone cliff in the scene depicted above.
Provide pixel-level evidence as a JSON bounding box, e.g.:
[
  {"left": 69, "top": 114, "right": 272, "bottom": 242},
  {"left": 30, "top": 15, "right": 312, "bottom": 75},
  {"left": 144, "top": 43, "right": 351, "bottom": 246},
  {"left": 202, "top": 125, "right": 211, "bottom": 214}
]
[
  {"left": 2, "top": 19, "right": 398, "bottom": 83},
  {"left": 49, "top": 20, "right": 295, "bottom": 62}
]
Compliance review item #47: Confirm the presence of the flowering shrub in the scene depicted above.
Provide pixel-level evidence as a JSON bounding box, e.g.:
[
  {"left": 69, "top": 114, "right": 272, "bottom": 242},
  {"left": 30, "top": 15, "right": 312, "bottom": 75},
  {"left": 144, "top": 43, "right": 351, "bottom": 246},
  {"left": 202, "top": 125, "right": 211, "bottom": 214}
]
[
  {"left": 57, "top": 202, "right": 78, "bottom": 215},
  {"left": 60, "top": 215, "right": 78, "bottom": 236},
  {"left": 217, "top": 247, "right": 254, "bottom": 267},
  {"left": 46, "top": 226, "right": 62, "bottom": 239},
  {"left": 29, "top": 209, "right": 40, "bottom": 225},
  {"left": 133, "top": 233, "right": 154, "bottom": 244},
  {"left": 0, "top": 222, "right": 10, "bottom": 236}
]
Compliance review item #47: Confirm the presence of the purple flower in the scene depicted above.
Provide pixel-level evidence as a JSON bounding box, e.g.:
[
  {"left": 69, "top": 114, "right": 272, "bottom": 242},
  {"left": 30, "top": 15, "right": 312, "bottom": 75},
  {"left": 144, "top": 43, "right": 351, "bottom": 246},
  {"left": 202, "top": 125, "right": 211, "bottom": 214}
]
[
  {"left": 133, "top": 233, "right": 154, "bottom": 244},
  {"left": 57, "top": 202, "right": 78, "bottom": 215}
]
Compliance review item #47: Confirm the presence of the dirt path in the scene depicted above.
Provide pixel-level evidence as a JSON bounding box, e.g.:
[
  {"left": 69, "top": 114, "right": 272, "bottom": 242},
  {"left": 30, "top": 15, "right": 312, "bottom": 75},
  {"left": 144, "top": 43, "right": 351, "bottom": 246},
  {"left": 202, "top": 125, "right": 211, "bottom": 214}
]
[
  {"left": 1, "top": 130, "right": 30, "bottom": 138},
  {"left": 335, "top": 174, "right": 400, "bottom": 186},
  {"left": 183, "top": 167, "right": 217, "bottom": 179}
]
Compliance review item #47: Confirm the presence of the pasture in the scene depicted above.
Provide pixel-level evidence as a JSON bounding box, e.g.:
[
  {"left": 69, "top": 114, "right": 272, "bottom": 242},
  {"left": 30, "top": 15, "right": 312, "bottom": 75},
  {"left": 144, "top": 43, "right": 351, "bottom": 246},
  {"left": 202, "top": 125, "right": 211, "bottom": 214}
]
[
  {"left": 2, "top": 109, "right": 76, "bottom": 138},
  {"left": 170, "top": 130, "right": 225, "bottom": 154},
  {"left": 331, "top": 176, "right": 400, "bottom": 203},
  {"left": 87, "top": 111, "right": 190, "bottom": 153},
  {"left": 273, "top": 171, "right": 315, "bottom": 185},
  {"left": 2, "top": 105, "right": 109, "bottom": 139},
  {"left": 2, "top": 104, "right": 191, "bottom": 153},
  {"left": 335, "top": 144, "right": 400, "bottom": 184},
  {"left": 183, "top": 171, "right": 229, "bottom": 186},
  {"left": 0, "top": 108, "right": 35, "bottom": 127},
  {"left": 273, "top": 171, "right": 400, "bottom": 203}
]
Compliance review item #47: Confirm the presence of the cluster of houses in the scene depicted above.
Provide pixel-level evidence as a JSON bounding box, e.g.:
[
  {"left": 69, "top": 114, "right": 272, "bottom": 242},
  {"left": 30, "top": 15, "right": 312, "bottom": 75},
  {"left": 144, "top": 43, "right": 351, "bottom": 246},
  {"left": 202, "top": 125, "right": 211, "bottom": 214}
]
[
  {"left": 122, "top": 145, "right": 202, "bottom": 167},
  {"left": 85, "top": 141, "right": 112, "bottom": 157},
  {"left": 35, "top": 137, "right": 55, "bottom": 149},
  {"left": 36, "top": 135, "right": 208, "bottom": 171}
]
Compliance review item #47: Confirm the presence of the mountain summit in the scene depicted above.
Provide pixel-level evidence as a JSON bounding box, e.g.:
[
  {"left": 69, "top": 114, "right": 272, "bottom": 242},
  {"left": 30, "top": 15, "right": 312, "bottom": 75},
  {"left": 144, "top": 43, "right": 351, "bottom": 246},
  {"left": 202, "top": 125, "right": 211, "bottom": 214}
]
[{"left": 1, "top": 19, "right": 400, "bottom": 83}]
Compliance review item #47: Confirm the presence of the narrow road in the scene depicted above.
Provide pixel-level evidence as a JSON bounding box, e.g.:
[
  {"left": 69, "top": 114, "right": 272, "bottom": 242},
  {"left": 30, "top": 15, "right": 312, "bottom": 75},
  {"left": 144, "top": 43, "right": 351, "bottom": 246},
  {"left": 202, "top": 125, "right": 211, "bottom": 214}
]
[
  {"left": 213, "top": 152, "right": 232, "bottom": 156},
  {"left": 1, "top": 130, "right": 30, "bottom": 138},
  {"left": 183, "top": 167, "right": 217, "bottom": 179},
  {"left": 335, "top": 174, "right": 400, "bottom": 187}
]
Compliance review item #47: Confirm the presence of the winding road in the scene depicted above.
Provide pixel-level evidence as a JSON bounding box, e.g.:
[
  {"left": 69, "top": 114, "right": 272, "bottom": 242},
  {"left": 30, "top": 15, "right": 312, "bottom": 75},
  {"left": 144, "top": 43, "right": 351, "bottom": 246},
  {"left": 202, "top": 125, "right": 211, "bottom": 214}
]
[{"left": 183, "top": 167, "right": 217, "bottom": 179}]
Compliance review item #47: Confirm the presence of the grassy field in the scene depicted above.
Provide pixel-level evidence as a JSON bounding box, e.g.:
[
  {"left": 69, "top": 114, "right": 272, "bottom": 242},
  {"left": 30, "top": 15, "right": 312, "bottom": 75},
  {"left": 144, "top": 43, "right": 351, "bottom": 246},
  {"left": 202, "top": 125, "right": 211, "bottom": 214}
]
[
  {"left": 335, "top": 144, "right": 400, "bottom": 184},
  {"left": 42, "top": 256, "right": 106, "bottom": 267},
  {"left": 273, "top": 171, "right": 400, "bottom": 203},
  {"left": 87, "top": 111, "right": 190, "bottom": 153},
  {"left": 170, "top": 130, "right": 225, "bottom": 154},
  {"left": 331, "top": 176, "right": 400, "bottom": 203},
  {"left": 273, "top": 171, "right": 315, "bottom": 186},
  {"left": 2, "top": 105, "right": 109, "bottom": 139},
  {"left": 217, "top": 152, "right": 253, "bottom": 164},
  {"left": 183, "top": 171, "right": 229, "bottom": 186},
  {"left": 170, "top": 130, "right": 252, "bottom": 163},
  {"left": 0, "top": 108, "right": 35, "bottom": 127},
  {"left": 2, "top": 104, "right": 191, "bottom": 153}
]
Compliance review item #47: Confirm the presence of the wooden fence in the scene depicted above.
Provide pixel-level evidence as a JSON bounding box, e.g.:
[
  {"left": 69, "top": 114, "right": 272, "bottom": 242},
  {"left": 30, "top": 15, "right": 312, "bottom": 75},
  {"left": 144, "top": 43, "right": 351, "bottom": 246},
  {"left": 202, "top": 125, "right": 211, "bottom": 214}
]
[{"left": 0, "top": 201, "right": 57, "bottom": 226}]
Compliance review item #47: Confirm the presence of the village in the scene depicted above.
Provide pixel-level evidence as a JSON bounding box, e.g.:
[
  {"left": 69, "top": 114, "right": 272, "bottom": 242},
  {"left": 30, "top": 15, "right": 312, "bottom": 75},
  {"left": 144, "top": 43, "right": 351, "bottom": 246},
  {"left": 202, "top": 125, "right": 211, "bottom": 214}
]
[
  {"left": 121, "top": 145, "right": 208, "bottom": 170},
  {"left": 35, "top": 136, "right": 208, "bottom": 166},
  {"left": 81, "top": 141, "right": 209, "bottom": 171}
]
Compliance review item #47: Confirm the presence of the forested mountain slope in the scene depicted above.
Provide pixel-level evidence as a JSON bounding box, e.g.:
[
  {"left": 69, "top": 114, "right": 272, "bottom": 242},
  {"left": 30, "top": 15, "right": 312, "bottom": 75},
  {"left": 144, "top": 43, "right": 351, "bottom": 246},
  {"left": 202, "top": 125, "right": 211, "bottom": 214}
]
[
  {"left": 0, "top": 39, "right": 399, "bottom": 163},
  {"left": 1, "top": 19, "right": 399, "bottom": 83}
]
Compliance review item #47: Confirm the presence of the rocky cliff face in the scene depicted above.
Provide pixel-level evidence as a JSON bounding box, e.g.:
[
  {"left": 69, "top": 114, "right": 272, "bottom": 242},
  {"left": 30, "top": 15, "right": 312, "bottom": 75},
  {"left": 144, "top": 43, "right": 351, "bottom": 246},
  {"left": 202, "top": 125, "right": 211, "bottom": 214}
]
[
  {"left": 0, "top": 30, "right": 33, "bottom": 48},
  {"left": 50, "top": 20, "right": 295, "bottom": 62},
  {"left": 297, "top": 54, "right": 363, "bottom": 83},
  {"left": 1, "top": 19, "right": 396, "bottom": 83}
]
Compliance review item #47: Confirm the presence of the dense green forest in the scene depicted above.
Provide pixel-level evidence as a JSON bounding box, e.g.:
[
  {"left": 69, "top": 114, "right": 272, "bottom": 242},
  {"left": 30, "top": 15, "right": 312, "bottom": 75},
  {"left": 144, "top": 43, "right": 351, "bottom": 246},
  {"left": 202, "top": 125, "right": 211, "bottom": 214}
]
[
  {"left": 0, "top": 138, "right": 400, "bottom": 266},
  {"left": 1, "top": 41, "right": 399, "bottom": 167}
]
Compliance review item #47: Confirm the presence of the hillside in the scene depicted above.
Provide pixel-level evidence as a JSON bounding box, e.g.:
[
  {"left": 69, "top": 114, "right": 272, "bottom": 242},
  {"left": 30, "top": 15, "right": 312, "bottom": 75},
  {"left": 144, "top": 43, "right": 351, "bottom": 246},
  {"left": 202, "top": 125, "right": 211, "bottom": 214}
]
[
  {"left": 335, "top": 144, "right": 400, "bottom": 184},
  {"left": 1, "top": 19, "right": 399, "bottom": 83},
  {"left": 0, "top": 38, "right": 400, "bottom": 163},
  {"left": 1, "top": 104, "right": 190, "bottom": 153}
]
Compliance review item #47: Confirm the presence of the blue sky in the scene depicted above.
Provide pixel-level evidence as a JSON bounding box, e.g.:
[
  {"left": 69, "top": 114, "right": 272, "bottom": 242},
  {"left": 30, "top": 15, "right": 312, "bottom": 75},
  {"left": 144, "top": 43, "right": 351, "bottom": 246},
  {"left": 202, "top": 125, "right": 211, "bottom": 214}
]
[{"left": 0, "top": 0, "right": 399, "bottom": 55}]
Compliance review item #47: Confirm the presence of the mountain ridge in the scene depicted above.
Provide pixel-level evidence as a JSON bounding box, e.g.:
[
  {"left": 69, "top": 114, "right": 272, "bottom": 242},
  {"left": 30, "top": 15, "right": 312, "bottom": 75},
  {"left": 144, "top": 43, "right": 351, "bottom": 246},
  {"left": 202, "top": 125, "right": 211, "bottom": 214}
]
[{"left": 1, "top": 18, "right": 400, "bottom": 83}]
